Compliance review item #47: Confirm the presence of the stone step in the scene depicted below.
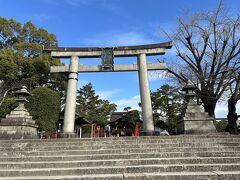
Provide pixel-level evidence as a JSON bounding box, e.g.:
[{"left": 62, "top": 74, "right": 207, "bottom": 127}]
[
  {"left": 3, "top": 139, "right": 239, "bottom": 146},
  {"left": 0, "top": 174, "right": 122, "bottom": 180},
  {"left": 1, "top": 146, "right": 240, "bottom": 156},
  {"left": 2, "top": 140, "right": 240, "bottom": 149},
  {"left": 124, "top": 171, "right": 240, "bottom": 180},
  {"left": 1, "top": 135, "right": 240, "bottom": 179},
  {"left": 1, "top": 157, "right": 240, "bottom": 169},
  {"left": 0, "top": 134, "right": 238, "bottom": 144},
  {"left": 1, "top": 171, "right": 240, "bottom": 180},
  {"left": 0, "top": 164, "right": 240, "bottom": 177},
  {"left": 1, "top": 139, "right": 240, "bottom": 148},
  {"left": 1, "top": 151, "right": 240, "bottom": 162},
  {"left": 1, "top": 142, "right": 240, "bottom": 151}
]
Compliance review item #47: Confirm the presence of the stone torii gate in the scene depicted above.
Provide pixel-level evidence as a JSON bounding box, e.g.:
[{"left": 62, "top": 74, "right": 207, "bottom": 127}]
[{"left": 44, "top": 41, "right": 172, "bottom": 137}]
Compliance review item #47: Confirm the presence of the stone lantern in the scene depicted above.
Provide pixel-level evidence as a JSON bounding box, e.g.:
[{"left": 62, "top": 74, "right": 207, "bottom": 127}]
[
  {"left": 181, "top": 81, "right": 198, "bottom": 104},
  {"left": 177, "top": 81, "right": 216, "bottom": 134},
  {"left": 0, "top": 86, "right": 38, "bottom": 139},
  {"left": 10, "top": 86, "right": 31, "bottom": 116}
]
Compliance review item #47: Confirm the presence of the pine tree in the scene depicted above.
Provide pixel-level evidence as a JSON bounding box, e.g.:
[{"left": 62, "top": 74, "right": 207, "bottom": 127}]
[
  {"left": 151, "top": 84, "right": 183, "bottom": 132},
  {"left": 76, "top": 83, "right": 117, "bottom": 126}
]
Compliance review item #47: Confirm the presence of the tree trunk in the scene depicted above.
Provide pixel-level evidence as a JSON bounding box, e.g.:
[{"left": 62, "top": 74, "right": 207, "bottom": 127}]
[
  {"left": 226, "top": 97, "right": 238, "bottom": 134},
  {"left": 202, "top": 99, "right": 217, "bottom": 118}
]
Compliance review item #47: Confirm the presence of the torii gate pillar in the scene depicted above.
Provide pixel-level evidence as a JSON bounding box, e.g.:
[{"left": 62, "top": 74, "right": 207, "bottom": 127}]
[
  {"left": 138, "top": 53, "right": 154, "bottom": 134},
  {"left": 61, "top": 56, "right": 79, "bottom": 138}
]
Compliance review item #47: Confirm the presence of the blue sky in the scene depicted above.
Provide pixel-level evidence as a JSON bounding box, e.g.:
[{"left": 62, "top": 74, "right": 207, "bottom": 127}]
[{"left": 1, "top": 0, "right": 240, "bottom": 117}]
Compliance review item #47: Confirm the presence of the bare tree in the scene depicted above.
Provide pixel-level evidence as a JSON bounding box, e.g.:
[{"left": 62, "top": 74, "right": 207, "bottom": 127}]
[
  {"left": 226, "top": 72, "right": 240, "bottom": 134},
  {"left": 167, "top": 1, "right": 240, "bottom": 118}
]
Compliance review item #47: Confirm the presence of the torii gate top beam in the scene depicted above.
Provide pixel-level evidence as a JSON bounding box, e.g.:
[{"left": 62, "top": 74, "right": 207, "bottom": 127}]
[{"left": 43, "top": 41, "right": 172, "bottom": 58}]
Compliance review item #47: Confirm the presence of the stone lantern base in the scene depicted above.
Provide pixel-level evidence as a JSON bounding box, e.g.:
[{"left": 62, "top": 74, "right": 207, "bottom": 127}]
[
  {"left": 177, "top": 102, "right": 217, "bottom": 134},
  {"left": 0, "top": 118, "right": 38, "bottom": 140},
  {"left": 0, "top": 86, "right": 38, "bottom": 139},
  {"left": 0, "top": 107, "right": 38, "bottom": 139}
]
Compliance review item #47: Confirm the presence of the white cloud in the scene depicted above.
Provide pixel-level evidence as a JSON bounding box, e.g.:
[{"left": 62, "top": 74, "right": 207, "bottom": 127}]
[
  {"left": 96, "top": 90, "right": 119, "bottom": 99},
  {"left": 215, "top": 101, "right": 240, "bottom": 118},
  {"left": 215, "top": 102, "right": 228, "bottom": 118},
  {"left": 111, "top": 95, "right": 141, "bottom": 111},
  {"left": 82, "top": 31, "right": 156, "bottom": 47}
]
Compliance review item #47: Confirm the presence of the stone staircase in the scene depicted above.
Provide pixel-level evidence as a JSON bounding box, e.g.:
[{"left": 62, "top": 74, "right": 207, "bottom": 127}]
[{"left": 0, "top": 134, "right": 240, "bottom": 180}]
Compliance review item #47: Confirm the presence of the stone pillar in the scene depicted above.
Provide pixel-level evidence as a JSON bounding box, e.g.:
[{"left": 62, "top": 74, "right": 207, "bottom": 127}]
[
  {"left": 137, "top": 53, "right": 154, "bottom": 135},
  {"left": 62, "top": 56, "right": 79, "bottom": 138}
]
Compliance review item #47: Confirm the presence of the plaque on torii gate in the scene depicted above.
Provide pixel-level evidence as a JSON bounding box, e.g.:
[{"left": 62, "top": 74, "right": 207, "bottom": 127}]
[
  {"left": 43, "top": 41, "right": 172, "bottom": 138},
  {"left": 101, "top": 48, "right": 114, "bottom": 71}
]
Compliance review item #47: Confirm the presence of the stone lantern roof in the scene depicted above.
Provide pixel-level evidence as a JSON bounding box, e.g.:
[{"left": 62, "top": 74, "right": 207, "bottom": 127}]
[
  {"left": 181, "top": 81, "right": 198, "bottom": 92},
  {"left": 13, "top": 86, "right": 31, "bottom": 103},
  {"left": 181, "top": 80, "right": 198, "bottom": 100},
  {"left": 14, "top": 86, "right": 31, "bottom": 96}
]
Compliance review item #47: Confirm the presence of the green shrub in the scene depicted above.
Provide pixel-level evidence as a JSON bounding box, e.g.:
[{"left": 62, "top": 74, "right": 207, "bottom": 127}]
[
  {"left": 28, "top": 87, "right": 60, "bottom": 132},
  {"left": 216, "top": 120, "right": 228, "bottom": 132},
  {"left": 0, "top": 97, "right": 17, "bottom": 118}
]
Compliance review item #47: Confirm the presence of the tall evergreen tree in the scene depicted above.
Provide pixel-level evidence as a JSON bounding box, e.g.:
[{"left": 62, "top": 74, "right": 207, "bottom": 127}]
[
  {"left": 151, "top": 84, "right": 183, "bottom": 132},
  {"left": 76, "top": 83, "right": 117, "bottom": 126},
  {"left": 0, "top": 17, "right": 66, "bottom": 131},
  {"left": 0, "top": 17, "right": 65, "bottom": 101}
]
